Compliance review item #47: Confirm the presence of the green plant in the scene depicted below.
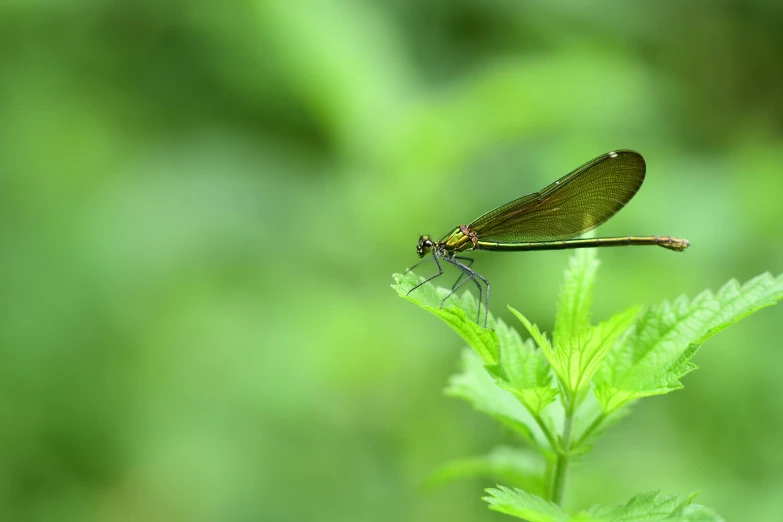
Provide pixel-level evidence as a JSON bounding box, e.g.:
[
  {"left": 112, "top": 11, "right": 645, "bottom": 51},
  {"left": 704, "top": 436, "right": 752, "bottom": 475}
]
[{"left": 392, "top": 249, "right": 783, "bottom": 521}]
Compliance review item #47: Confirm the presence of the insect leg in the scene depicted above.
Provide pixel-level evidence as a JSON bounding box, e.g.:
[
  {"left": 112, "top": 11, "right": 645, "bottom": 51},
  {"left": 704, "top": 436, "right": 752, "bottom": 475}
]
[
  {"left": 449, "top": 256, "right": 475, "bottom": 290},
  {"left": 404, "top": 255, "right": 436, "bottom": 275},
  {"left": 447, "top": 257, "right": 490, "bottom": 328},
  {"left": 406, "top": 253, "right": 444, "bottom": 295}
]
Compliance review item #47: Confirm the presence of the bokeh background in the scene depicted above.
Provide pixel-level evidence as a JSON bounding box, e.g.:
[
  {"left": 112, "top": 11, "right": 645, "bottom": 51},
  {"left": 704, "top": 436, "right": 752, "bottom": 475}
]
[{"left": 2, "top": 1, "right": 783, "bottom": 520}]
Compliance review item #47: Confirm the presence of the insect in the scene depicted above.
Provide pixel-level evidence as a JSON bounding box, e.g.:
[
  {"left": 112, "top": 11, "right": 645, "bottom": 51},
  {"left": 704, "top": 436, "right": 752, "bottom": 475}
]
[{"left": 406, "top": 150, "right": 689, "bottom": 327}]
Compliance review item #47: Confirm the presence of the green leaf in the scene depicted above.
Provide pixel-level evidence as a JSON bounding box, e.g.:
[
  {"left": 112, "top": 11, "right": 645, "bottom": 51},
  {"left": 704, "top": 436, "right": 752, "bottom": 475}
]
[
  {"left": 392, "top": 271, "right": 499, "bottom": 364},
  {"left": 512, "top": 302, "right": 638, "bottom": 400},
  {"left": 446, "top": 349, "right": 552, "bottom": 450},
  {"left": 594, "top": 273, "right": 783, "bottom": 413},
  {"left": 562, "top": 306, "right": 639, "bottom": 397},
  {"left": 428, "top": 446, "right": 546, "bottom": 497},
  {"left": 496, "top": 315, "right": 552, "bottom": 390},
  {"left": 500, "top": 385, "right": 560, "bottom": 418},
  {"left": 509, "top": 306, "right": 555, "bottom": 363},
  {"left": 583, "top": 491, "right": 724, "bottom": 522},
  {"left": 497, "top": 310, "right": 559, "bottom": 415},
  {"left": 516, "top": 250, "right": 633, "bottom": 402},
  {"left": 484, "top": 486, "right": 568, "bottom": 521},
  {"left": 395, "top": 271, "right": 557, "bottom": 446},
  {"left": 483, "top": 489, "right": 723, "bottom": 521},
  {"left": 554, "top": 248, "right": 599, "bottom": 347}
]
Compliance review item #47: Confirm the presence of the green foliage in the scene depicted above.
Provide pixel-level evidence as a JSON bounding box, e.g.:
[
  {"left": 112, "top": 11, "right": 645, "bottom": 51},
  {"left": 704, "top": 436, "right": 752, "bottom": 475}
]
[
  {"left": 512, "top": 251, "right": 641, "bottom": 405},
  {"left": 484, "top": 486, "right": 566, "bottom": 521},
  {"left": 484, "top": 487, "right": 724, "bottom": 522},
  {"left": 583, "top": 491, "right": 724, "bottom": 522},
  {"left": 445, "top": 348, "right": 549, "bottom": 450},
  {"left": 594, "top": 273, "right": 783, "bottom": 413},
  {"left": 393, "top": 271, "right": 499, "bottom": 365},
  {"left": 393, "top": 250, "right": 783, "bottom": 519},
  {"left": 554, "top": 249, "right": 600, "bottom": 345}
]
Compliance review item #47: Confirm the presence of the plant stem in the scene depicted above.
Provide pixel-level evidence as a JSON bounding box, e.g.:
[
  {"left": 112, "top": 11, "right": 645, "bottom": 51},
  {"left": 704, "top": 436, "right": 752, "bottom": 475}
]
[
  {"left": 550, "top": 404, "right": 575, "bottom": 505},
  {"left": 531, "top": 412, "right": 560, "bottom": 453},
  {"left": 573, "top": 412, "right": 606, "bottom": 449}
]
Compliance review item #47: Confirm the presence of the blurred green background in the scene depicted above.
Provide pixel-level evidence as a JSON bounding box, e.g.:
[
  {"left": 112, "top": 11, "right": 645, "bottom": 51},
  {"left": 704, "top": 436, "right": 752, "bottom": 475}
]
[{"left": 2, "top": 1, "right": 783, "bottom": 520}]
